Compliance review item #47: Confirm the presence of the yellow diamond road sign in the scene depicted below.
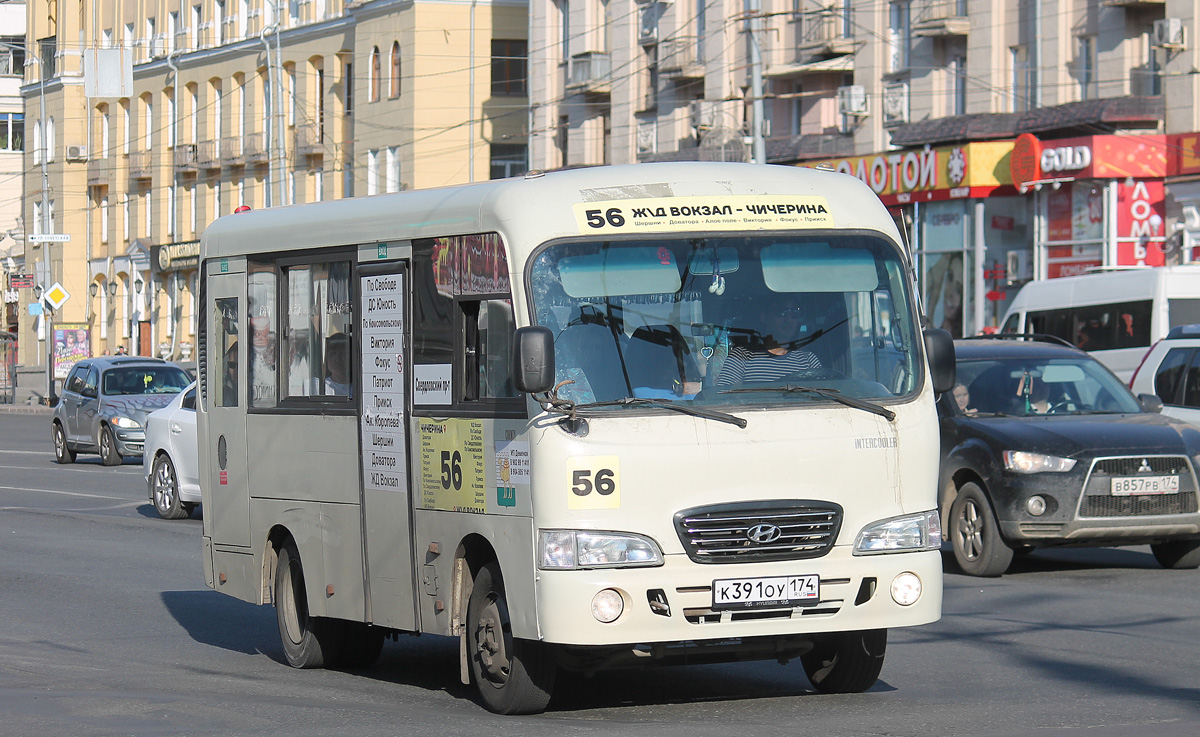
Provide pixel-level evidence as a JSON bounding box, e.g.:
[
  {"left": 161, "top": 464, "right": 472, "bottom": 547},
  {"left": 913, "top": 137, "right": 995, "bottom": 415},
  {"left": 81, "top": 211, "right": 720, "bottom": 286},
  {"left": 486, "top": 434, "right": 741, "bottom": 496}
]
[{"left": 44, "top": 282, "right": 70, "bottom": 311}]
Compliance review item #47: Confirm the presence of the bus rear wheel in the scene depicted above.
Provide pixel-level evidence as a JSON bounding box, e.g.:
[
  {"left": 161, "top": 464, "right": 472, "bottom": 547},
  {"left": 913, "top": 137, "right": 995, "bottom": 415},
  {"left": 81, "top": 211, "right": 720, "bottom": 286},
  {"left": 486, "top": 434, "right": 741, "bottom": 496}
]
[
  {"left": 274, "top": 542, "right": 344, "bottom": 669},
  {"left": 466, "top": 561, "right": 556, "bottom": 714},
  {"left": 801, "top": 629, "right": 887, "bottom": 694}
]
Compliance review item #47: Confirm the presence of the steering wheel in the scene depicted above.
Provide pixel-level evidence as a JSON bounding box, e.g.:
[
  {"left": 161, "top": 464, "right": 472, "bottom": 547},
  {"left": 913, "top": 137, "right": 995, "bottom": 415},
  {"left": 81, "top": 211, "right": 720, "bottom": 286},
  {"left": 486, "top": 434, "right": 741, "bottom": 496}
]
[{"left": 1047, "top": 400, "right": 1073, "bottom": 414}]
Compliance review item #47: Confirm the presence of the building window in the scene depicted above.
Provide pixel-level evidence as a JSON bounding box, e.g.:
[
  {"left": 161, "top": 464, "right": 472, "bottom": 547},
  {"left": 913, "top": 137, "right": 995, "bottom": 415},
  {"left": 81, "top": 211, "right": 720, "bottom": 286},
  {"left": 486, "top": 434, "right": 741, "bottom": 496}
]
[
  {"left": 38, "top": 36, "right": 56, "bottom": 77},
  {"left": 1011, "top": 46, "right": 1029, "bottom": 113},
  {"left": 143, "top": 93, "right": 153, "bottom": 150},
  {"left": 100, "top": 196, "right": 109, "bottom": 244},
  {"left": 343, "top": 61, "right": 353, "bottom": 116},
  {"left": 1078, "top": 36, "right": 1096, "bottom": 100},
  {"left": 367, "top": 149, "right": 379, "bottom": 195},
  {"left": 368, "top": 46, "right": 381, "bottom": 102},
  {"left": 949, "top": 54, "right": 966, "bottom": 116},
  {"left": 386, "top": 147, "right": 400, "bottom": 192},
  {"left": 0, "top": 36, "right": 24, "bottom": 75},
  {"left": 490, "top": 144, "right": 527, "bottom": 179},
  {"left": 491, "top": 40, "right": 527, "bottom": 96},
  {"left": 888, "top": 2, "right": 911, "bottom": 72},
  {"left": 0, "top": 113, "right": 23, "bottom": 151},
  {"left": 389, "top": 42, "right": 401, "bottom": 98}
]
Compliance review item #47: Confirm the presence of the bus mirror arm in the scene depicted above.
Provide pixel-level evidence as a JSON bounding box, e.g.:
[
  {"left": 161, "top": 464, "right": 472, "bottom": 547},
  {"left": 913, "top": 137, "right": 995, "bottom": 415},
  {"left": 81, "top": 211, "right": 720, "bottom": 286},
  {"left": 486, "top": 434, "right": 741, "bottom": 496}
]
[
  {"left": 923, "top": 328, "right": 956, "bottom": 395},
  {"left": 513, "top": 326, "right": 556, "bottom": 394}
]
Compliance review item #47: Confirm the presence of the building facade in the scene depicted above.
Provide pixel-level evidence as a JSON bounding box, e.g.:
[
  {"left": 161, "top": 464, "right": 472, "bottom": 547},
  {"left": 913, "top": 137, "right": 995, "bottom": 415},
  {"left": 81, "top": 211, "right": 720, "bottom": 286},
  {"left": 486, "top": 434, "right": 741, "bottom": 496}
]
[
  {"left": 1, "top": 1, "right": 26, "bottom": 340},
  {"left": 17, "top": 0, "right": 527, "bottom": 383}
]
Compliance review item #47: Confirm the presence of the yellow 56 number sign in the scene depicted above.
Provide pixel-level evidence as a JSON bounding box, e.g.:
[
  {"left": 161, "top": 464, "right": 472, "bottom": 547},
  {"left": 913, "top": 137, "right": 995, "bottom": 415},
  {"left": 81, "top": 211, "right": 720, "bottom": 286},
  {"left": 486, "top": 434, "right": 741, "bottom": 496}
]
[{"left": 566, "top": 456, "right": 621, "bottom": 510}]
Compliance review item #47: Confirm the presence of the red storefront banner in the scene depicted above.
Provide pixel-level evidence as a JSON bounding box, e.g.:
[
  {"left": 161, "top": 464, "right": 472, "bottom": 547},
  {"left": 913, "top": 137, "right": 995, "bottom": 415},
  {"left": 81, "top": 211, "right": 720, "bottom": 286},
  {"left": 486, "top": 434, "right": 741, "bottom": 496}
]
[
  {"left": 1010, "top": 133, "right": 1170, "bottom": 185},
  {"left": 1116, "top": 179, "right": 1166, "bottom": 267}
]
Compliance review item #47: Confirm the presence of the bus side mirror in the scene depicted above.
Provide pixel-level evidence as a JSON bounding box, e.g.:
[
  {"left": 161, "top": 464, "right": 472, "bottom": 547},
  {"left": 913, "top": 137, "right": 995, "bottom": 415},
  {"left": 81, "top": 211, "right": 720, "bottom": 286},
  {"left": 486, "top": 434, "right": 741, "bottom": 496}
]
[
  {"left": 923, "top": 328, "right": 956, "bottom": 395},
  {"left": 1137, "top": 393, "right": 1164, "bottom": 413},
  {"left": 512, "top": 326, "right": 555, "bottom": 394}
]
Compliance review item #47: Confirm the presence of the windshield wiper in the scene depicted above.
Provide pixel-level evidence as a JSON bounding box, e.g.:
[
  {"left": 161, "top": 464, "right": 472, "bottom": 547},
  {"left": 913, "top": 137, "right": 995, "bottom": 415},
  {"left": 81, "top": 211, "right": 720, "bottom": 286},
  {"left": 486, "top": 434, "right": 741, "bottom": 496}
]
[
  {"left": 576, "top": 397, "right": 748, "bottom": 428},
  {"left": 720, "top": 385, "right": 896, "bottom": 422}
]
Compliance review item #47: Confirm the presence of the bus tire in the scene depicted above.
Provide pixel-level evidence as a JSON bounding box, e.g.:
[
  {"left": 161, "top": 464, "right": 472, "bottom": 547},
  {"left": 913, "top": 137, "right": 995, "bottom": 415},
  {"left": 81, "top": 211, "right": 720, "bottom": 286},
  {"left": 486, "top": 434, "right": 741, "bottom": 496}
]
[
  {"left": 274, "top": 542, "right": 345, "bottom": 669},
  {"left": 340, "top": 622, "right": 386, "bottom": 668},
  {"left": 949, "top": 482, "right": 1013, "bottom": 577},
  {"left": 99, "top": 426, "right": 121, "bottom": 466},
  {"left": 802, "top": 629, "right": 887, "bottom": 694},
  {"left": 53, "top": 422, "right": 74, "bottom": 464},
  {"left": 467, "top": 561, "right": 556, "bottom": 714},
  {"left": 1151, "top": 539, "right": 1200, "bottom": 569}
]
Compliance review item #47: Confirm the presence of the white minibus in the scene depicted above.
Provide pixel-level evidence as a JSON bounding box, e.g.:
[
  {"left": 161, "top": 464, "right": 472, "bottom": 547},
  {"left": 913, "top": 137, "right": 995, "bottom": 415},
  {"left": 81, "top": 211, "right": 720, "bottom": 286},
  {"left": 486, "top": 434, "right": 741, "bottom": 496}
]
[
  {"left": 999, "top": 265, "right": 1200, "bottom": 381},
  {"left": 197, "top": 162, "right": 955, "bottom": 713}
]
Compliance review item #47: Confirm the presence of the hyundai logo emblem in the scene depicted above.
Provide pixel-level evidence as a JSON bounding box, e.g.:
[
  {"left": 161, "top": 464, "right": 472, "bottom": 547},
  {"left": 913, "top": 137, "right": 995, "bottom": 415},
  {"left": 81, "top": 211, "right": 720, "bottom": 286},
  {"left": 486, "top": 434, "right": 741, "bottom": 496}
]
[{"left": 746, "top": 523, "right": 783, "bottom": 544}]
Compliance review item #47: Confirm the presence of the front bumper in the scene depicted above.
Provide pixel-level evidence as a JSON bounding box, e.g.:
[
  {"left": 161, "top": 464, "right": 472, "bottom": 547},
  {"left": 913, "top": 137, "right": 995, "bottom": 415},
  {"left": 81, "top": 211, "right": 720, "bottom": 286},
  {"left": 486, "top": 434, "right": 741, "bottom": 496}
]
[
  {"left": 534, "top": 548, "right": 941, "bottom": 647},
  {"left": 113, "top": 428, "right": 145, "bottom": 457}
]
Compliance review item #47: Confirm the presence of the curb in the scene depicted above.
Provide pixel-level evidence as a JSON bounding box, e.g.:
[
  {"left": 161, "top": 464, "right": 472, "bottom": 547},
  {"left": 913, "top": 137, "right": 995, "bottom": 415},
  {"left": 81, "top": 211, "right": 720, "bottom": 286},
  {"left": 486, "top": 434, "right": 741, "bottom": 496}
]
[{"left": 0, "top": 405, "right": 54, "bottom": 415}]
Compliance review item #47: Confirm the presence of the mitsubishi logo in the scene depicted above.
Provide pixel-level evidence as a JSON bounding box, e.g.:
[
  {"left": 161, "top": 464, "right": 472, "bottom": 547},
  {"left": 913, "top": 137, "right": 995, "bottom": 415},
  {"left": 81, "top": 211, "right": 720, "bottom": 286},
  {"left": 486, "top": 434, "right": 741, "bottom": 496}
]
[
  {"left": 1138, "top": 459, "right": 1153, "bottom": 474},
  {"left": 746, "top": 523, "right": 783, "bottom": 544}
]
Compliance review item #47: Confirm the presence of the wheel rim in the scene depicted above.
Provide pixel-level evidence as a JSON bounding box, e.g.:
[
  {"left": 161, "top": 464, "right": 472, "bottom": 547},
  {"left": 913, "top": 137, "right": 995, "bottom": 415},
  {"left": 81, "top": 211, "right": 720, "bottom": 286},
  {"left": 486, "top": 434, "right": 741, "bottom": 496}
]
[
  {"left": 154, "top": 460, "right": 177, "bottom": 511},
  {"left": 54, "top": 427, "right": 65, "bottom": 457},
  {"left": 280, "top": 557, "right": 306, "bottom": 645},
  {"left": 955, "top": 498, "right": 984, "bottom": 561},
  {"left": 100, "top": 431, "right": 111, "bottom": 458},
  {"left": 474, "top": 591, "right": 513, "bottom": 686}
]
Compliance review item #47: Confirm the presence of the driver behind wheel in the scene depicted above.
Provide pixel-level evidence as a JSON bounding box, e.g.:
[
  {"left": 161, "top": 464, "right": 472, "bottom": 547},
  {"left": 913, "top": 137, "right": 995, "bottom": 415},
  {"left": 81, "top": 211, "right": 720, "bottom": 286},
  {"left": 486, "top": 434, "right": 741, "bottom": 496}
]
[{"left": 715, "top": 300, "right": 822, "bottom": 386}]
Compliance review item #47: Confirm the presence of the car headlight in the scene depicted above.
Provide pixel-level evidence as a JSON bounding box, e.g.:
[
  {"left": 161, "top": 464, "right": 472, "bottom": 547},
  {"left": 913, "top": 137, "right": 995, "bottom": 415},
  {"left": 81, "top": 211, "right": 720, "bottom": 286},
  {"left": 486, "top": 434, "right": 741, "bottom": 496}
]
[
  {"left": 1003, "top": 451, "right": 1076, "bottom": 474},
  {"left": 539, "top": 530, "right": 664, "bottom": 569},
  {"left": 110, "top": 416, "right": 142, "bottom": 429},
  {"left": 854, "top": 511, "right": 941, "bottom": 555}
]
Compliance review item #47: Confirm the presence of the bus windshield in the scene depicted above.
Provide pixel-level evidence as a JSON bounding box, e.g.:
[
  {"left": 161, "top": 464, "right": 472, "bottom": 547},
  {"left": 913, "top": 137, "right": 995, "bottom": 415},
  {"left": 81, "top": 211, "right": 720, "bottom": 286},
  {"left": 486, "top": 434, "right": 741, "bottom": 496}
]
[{"left": 529, "top": 234, "right": 920, "bottom": 408}]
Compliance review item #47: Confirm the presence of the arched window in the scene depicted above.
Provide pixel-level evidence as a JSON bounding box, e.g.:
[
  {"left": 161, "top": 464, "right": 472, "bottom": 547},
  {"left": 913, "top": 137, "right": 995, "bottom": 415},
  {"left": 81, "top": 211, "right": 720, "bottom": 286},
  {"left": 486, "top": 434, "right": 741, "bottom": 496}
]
[
  {"left": 369, "top": 46, "right": 381, "bottom": 102},
  {"left": 389, "top": 42, "right": 401, "bottom": 98}
]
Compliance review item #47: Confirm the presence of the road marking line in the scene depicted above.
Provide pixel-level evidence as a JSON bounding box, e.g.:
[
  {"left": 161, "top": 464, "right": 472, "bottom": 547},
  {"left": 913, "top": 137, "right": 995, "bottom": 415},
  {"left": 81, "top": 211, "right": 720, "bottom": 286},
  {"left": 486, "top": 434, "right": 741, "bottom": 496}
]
[
  {"left": 0, "top": 464, "right": 141, "bottom": 473},
  {"left": 0, "top": 485, "right": 129, "bottom": 502}
]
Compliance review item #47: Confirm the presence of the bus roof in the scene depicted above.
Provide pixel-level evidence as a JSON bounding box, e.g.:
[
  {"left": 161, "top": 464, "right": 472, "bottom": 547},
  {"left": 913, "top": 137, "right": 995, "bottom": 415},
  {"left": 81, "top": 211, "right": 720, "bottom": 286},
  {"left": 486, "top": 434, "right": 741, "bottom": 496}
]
[{"left": 199, "top": 162, "right": 903, "bottom": 265}]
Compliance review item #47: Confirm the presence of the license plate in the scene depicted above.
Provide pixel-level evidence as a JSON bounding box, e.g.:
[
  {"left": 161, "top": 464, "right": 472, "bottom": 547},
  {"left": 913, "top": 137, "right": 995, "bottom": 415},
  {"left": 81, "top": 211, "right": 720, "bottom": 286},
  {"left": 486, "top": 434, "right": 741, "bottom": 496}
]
[
  {"left": 711, "top": 574, "right": 819, "bottom": 610},
  {"left": 1110, "top": 475, "right": 1179, "bottom": 495}
]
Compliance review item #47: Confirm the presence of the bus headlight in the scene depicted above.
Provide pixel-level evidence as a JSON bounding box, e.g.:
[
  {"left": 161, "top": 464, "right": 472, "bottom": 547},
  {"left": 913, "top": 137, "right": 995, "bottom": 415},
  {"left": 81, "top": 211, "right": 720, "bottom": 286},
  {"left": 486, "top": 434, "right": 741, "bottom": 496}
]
[
  {"left": 854, "top": 511, "right": 941, "bottom": 555},
  {"left": 1003, "top": 451, "right": 1076, "bottom": 474},
  {"left": 110, "top": 416, "right": 141, "bottom": 429},
  {"left": 538, "top": 530, "right": 664, "bottom": 570}
]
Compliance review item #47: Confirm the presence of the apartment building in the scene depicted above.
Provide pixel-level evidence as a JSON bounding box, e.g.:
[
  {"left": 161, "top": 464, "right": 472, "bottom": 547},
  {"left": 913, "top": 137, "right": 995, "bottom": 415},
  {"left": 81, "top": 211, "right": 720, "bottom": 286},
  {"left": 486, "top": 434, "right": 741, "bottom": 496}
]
[
  {"left": 1, "top": 1, "right": 25, "bottom": 340},
  {"left": 529, "top": 0, "right": 1200, "bottom": 335},
  {"left": 17, "top": 0, "right": 527, "bottom": 378}
]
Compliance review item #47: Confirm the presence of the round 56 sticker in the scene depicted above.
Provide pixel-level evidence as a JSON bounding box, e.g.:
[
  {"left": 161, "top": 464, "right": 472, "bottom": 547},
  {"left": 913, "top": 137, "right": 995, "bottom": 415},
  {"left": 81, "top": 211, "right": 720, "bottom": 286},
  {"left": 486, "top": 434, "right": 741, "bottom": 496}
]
[{"left": 566, "top": 456, "right": 621, "bottom": 510}]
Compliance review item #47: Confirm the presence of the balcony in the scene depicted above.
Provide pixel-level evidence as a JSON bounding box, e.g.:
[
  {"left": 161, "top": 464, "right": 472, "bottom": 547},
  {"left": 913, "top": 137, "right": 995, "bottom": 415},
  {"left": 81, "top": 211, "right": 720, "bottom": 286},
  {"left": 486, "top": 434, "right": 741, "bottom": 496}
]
[
  {"left": 568, "top": 52, "right": 612, "bottom": 94},
  {"left": 220, "top": 137, "right": 243, "bottom": 166},
  {"left": 243, "top": 133, "right": 268, "bottom": 165},
  {"left": 293, "top": 123, "right": 323, "bottom": 158},
  {"left": 128, "top": 150, "right": 153, "bottom": 181},
  {"left": 913, "top": 0, "right": 969, "bottom": 37},
  {"left": 659, "top": 37, "right": 704, "bottom": 79},
  {"left": 86, "top": 157, "right": 111, "bottom": 186},
  {"left": 196, "top": 140, "right": 220, "bottom": 170},
  {"left": 798, "top": 8, "right": 858, "bottom": 57},
  {"left": 174, "top": 143, "right": 199, "bottom": 173},
  {"left": 1101, "top": 0, "right": 1163, "bottom": 6}
]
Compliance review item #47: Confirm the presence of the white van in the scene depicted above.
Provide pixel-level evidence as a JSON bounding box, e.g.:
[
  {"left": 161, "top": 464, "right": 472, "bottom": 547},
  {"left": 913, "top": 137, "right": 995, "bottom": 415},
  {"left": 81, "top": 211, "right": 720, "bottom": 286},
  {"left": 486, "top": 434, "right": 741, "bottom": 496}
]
[{"left": 999, "top": 265, "right": 1200, "bottom": 381}]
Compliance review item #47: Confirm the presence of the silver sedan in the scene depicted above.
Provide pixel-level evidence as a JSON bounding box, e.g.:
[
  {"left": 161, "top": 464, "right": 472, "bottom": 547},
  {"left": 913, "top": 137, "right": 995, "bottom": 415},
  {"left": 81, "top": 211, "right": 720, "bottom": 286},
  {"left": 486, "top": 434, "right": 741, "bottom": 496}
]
[{"left": 143, "top": 382, "right": 200, "bottom": 519}]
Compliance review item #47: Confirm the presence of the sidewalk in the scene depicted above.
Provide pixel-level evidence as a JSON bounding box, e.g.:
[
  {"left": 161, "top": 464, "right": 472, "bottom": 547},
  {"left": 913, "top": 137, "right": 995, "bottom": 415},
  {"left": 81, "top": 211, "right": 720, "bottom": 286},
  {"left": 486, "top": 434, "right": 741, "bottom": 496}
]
[{"left": 0, "top": 403, "right": 52, "bottom": 415}]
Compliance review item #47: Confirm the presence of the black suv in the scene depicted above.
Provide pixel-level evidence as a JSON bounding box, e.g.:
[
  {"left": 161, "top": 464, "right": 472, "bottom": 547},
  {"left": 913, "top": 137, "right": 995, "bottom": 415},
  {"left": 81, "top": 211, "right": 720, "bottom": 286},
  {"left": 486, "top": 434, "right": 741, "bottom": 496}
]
[{"left": 938, "top": 336, "right": 1200, "bottom": 576}]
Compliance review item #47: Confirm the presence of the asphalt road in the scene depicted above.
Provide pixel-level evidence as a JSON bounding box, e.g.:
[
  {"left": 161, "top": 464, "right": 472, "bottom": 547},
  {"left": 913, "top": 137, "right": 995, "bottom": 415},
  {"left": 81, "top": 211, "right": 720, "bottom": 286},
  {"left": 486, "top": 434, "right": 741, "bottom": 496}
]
[{"left": 1, "top": 410, "right": 1198, "bottom": 736}]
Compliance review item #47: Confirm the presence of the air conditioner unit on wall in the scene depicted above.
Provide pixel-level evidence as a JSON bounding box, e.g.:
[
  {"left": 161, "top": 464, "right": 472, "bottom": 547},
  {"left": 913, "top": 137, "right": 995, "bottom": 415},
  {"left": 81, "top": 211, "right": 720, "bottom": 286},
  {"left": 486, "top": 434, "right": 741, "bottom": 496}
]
[
  {"left": 837, "top": 85, "right": 868, "bottom": 116},
  {"left": 66, "top": 144, "right": 88, "bottom": 162},
  {"left": 1153, "top": 18, "right": 1186, "bottom": 49}
]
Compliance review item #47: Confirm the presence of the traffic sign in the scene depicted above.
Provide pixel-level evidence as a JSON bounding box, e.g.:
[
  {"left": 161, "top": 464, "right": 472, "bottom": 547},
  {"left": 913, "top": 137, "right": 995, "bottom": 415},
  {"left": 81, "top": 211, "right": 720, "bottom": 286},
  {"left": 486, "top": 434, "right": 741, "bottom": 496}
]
[
  {"left": 28, "top": 233, "right": 72, "bottom": 243},
  {"left": 43, "top": 282, "right": 71, "bottom": 310}
]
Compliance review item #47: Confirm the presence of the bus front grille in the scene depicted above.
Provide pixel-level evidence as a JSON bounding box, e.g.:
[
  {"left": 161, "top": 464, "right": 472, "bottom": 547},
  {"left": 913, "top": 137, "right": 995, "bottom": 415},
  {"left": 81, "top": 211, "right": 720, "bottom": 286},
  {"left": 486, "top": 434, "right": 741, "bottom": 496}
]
[{"left": 674, "top": 501, "right": 843, "bottom": 564}]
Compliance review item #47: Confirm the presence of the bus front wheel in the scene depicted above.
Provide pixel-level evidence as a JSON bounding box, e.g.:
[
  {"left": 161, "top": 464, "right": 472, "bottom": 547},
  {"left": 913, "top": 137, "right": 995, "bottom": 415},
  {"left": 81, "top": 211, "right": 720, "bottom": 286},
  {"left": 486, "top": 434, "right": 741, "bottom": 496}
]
[
  {"left": 801, "top": 629, "right": 887, "bottom": 694},
  {"left": 466, "top": 561, "right": 556, "bottom": 714},
  {"left": 274, "top": 542, "right": 344, "bottom": 669}
]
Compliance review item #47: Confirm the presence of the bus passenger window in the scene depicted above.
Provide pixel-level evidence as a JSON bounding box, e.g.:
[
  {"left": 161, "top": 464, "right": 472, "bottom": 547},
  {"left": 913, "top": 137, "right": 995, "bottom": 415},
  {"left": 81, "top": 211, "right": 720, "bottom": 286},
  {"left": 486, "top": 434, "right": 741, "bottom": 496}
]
[
  {"left": 214, "top": 298, "right": 239, "bottom": 407},
  {"left": 461, "top": 299, "right": 516, "bottom": 401},
  {"left": 248, "top": 262, "right": 278, "bottom": 408},
  {"left": 282, "top": 261, "right": 353, "bottom": 399}
]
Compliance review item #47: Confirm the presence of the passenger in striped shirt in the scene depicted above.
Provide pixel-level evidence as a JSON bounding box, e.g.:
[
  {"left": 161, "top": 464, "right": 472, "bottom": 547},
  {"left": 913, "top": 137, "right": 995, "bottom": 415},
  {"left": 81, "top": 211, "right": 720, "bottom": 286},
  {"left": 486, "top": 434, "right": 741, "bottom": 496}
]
[{"left": 715, "top": 307, "right": 821, "bottom": 386}]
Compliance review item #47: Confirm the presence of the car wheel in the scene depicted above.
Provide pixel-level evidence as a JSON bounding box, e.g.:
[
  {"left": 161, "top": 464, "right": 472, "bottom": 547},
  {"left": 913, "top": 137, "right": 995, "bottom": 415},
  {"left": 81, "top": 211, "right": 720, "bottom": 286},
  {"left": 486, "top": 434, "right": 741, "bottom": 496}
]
[
  {"left": 949, "top": 482, "right": 1014, "bottom": 577},
  {"left": 52, "top": 423, "right": 75, "bottom": 464},
  {"left": 99, "top": 426, "right": 122, "bottom": 466},
  {"left": 1151, "top": 540, "right": 1200, "bottom": 569},
  {"left": 467, "top": 561, "right": 556, "bottom": 714},
  {"left": 801, "top": 629, "right": 887, "bottom": 694},
  {"left": 274, "top": 542, "right": 345, "bottom": 669},
  {"left": 152, "top": 454, "right": 189, "bottom": 520}
]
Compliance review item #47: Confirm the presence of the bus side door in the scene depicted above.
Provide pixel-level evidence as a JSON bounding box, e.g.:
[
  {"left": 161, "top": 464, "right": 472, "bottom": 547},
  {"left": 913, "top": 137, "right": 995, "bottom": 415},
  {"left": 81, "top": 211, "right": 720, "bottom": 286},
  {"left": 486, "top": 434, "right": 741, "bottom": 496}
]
[
  {"left": 358, "top": 264, "right": 418, "bottom": 631},
  {"left": 205, "top": 269, "right": 251, "bottom": 548}
]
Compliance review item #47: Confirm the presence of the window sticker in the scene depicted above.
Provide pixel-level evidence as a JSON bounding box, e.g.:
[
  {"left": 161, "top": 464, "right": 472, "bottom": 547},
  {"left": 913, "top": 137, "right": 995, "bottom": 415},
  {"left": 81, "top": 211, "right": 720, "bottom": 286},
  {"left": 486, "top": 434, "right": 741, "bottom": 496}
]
[{"left": 566, "top": 456, "right": 621, "bottom": 510}]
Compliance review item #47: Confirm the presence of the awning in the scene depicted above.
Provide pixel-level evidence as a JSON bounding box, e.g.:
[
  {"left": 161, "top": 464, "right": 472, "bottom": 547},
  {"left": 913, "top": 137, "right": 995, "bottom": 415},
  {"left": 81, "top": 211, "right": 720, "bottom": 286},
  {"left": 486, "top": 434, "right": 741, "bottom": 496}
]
[
  {"left": 1167, "top": 179, "right": 1200, "bottom": 204},
  {"left": 766, "top": 55, "right": 854, "bottom": 78}
]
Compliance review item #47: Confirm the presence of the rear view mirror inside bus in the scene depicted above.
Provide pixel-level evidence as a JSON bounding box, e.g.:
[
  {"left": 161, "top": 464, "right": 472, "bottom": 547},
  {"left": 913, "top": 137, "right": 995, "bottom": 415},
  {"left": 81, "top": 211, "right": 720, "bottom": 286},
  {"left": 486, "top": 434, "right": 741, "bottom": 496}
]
[
  {"left": 512, "top": 326, "right": 555, "bottom": 394},
  {"left": 761, "top": 243, "right": 878, "bottom": 293},
  {"left": 559, "top": 248, "right": 683, "bottom": 297},
  {"left": 686, "top": 247, "right": 740, "bottom": 275}
]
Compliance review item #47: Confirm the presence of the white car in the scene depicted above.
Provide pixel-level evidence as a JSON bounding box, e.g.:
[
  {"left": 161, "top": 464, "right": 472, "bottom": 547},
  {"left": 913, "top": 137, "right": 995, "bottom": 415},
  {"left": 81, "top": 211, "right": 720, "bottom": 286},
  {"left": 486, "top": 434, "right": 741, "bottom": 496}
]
[
  {"left": 1129, "top": 325, "right": 1200, "bottom": 429},
  {"left": 143, "top": 382, "right": 200, "bottom": 519}
]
